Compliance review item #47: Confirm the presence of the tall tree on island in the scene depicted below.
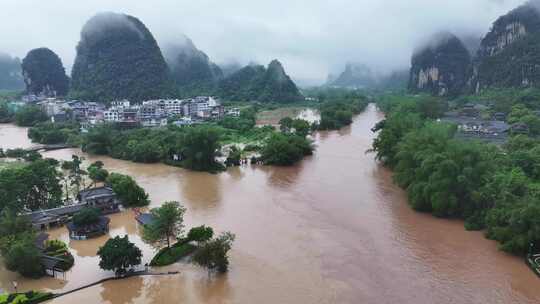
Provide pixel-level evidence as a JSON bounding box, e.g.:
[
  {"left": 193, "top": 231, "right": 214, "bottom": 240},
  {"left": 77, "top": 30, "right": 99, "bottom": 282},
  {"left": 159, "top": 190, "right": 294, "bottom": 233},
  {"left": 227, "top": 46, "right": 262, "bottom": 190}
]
[
  {"left": 97, "top": 235, "right": 142, "bottom": 276},
  {"left": 142, "top": 201, "right": 186, "bottom": 248}
]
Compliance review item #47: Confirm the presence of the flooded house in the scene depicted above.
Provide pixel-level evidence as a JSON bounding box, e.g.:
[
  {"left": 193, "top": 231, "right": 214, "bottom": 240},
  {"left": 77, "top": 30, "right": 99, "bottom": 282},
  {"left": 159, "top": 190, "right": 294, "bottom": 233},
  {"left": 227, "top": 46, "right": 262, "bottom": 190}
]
[{"left": 77, "top": 186, "right": 121, "bottom": 214}]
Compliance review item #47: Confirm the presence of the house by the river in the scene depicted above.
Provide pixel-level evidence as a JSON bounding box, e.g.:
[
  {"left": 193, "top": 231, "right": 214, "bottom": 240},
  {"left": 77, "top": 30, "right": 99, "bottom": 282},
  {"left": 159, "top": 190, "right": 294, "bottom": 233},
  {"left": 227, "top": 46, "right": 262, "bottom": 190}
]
[{"left": 24, "top": 186, "right": 121, "bottom": 230}]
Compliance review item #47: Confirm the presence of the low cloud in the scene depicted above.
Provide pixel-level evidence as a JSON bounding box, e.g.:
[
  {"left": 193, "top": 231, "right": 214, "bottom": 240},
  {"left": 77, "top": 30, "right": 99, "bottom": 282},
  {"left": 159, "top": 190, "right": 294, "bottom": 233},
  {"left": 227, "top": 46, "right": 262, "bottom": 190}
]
[{"left": 0, "top": 0, "right": 527, "bottom": 86}]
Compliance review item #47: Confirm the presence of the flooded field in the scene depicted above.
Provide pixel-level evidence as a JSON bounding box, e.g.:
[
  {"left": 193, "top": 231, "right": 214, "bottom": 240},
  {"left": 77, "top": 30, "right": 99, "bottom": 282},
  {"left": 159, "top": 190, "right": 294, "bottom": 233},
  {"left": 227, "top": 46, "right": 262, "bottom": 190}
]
[{"left": 0, "top": 105, "right": 539, "bottom": 303}]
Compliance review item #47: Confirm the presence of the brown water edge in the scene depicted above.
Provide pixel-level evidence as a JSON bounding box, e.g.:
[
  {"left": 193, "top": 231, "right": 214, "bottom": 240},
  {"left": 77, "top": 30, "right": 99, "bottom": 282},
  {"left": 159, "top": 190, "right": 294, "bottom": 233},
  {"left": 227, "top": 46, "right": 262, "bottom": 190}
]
[
  {"left": 0, "top": 124, "right": 32, "bottom": 149},
  {"left": 0, "top": 104, "right": 538, "bottom": 303}
]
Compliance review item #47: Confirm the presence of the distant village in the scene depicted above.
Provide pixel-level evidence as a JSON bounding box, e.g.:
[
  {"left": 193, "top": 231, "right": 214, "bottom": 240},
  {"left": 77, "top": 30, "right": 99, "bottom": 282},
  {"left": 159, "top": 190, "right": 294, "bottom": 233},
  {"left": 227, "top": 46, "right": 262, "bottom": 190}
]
[
  {"left": 11, "top": 94, "right": 241, "bottom": 131},
  {"left": 440, "top": 102, "right": 530, "bottom": 145}
]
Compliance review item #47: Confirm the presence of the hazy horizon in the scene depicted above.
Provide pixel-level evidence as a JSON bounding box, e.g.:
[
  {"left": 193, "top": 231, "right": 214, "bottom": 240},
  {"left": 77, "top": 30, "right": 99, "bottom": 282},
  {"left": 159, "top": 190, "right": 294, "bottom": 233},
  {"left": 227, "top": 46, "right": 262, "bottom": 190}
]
[{"left": 0, "top": 0, "right": 527, "bottom": 86}]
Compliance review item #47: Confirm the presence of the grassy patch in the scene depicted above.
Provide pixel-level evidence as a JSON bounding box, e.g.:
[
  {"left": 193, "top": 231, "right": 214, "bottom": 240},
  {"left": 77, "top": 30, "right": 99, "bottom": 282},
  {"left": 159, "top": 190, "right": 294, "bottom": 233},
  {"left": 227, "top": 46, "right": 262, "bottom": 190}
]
[
  {"left": 0, "top": 291, "right": 54, "bottom": 304},
  {"left": 150, "top": 241, "right": 197, "bottom": 266}
]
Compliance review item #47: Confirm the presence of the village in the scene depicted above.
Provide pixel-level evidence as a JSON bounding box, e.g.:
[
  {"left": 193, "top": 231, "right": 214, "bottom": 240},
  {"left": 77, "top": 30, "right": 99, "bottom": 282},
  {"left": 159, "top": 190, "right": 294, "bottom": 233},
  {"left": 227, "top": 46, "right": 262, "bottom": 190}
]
[
  {"left": 439, "top": 102, "right": 531, "bottom": 144},
  {"left": 10, "top": 94, "right": 241, "bottom": 130}
]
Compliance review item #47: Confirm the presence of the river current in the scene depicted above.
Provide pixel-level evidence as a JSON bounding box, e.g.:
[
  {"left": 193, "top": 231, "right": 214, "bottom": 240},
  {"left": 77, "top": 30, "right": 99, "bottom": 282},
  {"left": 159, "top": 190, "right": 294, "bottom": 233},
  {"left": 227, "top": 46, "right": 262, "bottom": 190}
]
[{"left": 0, "top": 104, "right": 538, "bottom": 303}]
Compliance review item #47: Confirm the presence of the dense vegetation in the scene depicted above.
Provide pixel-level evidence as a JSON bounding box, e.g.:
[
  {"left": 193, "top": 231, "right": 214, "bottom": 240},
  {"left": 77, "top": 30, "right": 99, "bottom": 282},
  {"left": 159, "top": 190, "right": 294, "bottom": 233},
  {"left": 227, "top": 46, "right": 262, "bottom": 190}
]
[
  {"left": 28, "top": 121, "right": 79, "bottom": 144},
  {"left": 71, "top": 12, "right": 173, "bottom": 102},
  {"left": 317, "top": 98, "right": 369, "bottom": 130},
  {"left": 106, "top": 173, "right": 149, "bottom": 207},
  {"left": 373, "top": 94, "right": 540, "bottom": 255},
  {"left": 0, "top": 158, "right": 62, "bottom": 212},
  {"left": 217, "top": 60, "right": 303, "bottom": 103},
  {"left": 14, "top": 105, "right": 48, "bottom": 127},
  {"left": 21, "top": 48, "right": 69, "bottom": 97},
  {"left": 0, "top": 53, "right": 24, "bottom": 90}
]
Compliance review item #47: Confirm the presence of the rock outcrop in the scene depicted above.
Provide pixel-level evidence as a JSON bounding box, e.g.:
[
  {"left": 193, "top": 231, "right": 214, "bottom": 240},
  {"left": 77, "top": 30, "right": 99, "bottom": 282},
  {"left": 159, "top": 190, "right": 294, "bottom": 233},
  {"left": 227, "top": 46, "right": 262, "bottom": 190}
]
[
  {"left": 71, "top": 12, "right": 172, "bottom": 102},
  {"left": 21, "top": 48, "right": 69, "bottom": 97},
  {"left": 408, "top": 32, "right": 471, "bottom": 96},
  {"left": 472, "top": 1, "right": 540, "bottom": 91}
]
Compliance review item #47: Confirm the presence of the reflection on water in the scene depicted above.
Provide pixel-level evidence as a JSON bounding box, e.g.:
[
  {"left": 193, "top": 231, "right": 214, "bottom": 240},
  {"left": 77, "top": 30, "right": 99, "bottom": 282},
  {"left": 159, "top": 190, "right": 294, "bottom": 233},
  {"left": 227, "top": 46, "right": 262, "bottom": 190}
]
[{"left": 0, "top": 105, "right": 539, "bottom": 303}]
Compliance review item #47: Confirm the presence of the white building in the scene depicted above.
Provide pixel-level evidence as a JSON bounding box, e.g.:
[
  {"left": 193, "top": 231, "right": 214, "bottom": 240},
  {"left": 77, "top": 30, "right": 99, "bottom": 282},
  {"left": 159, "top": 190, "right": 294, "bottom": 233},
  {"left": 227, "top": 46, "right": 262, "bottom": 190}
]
[
  {"left": 103, "top": 109, "right": 121, "bottom": 122},
  {"left": 110, "top": 100, "right": 131, "bottom": 108}
]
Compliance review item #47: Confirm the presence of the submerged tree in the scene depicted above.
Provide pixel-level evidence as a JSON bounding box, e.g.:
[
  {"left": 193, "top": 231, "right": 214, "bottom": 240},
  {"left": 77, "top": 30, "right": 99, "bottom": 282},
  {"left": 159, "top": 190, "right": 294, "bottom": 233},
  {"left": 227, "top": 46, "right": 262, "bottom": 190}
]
[
  {"left": 142, "top": 201, "right": 186, "bottom": 248},
  {"left": 98, "top": 235, "right": 142, "bottom": 275},
  {"left": 192, "top": 232, "right": 235, "bottom": 273}
]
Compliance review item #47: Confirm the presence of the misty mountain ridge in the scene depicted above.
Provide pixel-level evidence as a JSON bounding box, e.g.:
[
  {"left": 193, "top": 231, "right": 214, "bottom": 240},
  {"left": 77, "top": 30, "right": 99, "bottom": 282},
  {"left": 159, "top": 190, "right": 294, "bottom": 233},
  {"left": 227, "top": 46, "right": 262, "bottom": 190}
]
[
  {"left": 218, "top": 59, "right": 303, "bottom": 103},
  {"left": 0, "top": 52, "right": 24, "bottom": 90},
  {"left": 161, "top": 34, "right": 223, "bottom": 92},
  {"left": 329, "top": 63, "right": 377, "bottom": 88}
]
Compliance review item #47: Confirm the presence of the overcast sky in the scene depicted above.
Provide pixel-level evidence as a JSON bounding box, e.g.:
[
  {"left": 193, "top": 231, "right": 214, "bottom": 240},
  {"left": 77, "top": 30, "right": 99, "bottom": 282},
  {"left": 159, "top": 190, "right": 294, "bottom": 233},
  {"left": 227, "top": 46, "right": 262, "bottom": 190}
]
[{"left": 0, "top": 0, "right": 527, "bottom": 86}]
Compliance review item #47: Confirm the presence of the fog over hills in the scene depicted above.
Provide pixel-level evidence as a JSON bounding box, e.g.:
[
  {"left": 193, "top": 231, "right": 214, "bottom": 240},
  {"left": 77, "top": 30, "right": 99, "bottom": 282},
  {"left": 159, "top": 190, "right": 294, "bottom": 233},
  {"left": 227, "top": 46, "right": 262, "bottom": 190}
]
[{"left": 0, "top": 0, "right": 527, "bottom": 86}]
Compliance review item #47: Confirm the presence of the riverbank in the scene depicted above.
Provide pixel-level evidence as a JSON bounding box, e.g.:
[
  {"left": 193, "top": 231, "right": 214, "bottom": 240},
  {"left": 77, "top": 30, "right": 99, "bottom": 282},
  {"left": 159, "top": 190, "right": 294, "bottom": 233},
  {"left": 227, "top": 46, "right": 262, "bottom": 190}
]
[{"left": 0, "top": 104, "right": 539, "bottom": 303}]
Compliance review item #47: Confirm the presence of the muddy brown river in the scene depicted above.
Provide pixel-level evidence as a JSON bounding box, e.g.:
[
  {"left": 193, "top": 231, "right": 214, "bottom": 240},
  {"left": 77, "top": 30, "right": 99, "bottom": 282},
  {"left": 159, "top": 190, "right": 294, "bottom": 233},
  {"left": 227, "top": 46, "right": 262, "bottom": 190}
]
[{"left": 0, "top": 104, "right": 539, "bottom": 303}]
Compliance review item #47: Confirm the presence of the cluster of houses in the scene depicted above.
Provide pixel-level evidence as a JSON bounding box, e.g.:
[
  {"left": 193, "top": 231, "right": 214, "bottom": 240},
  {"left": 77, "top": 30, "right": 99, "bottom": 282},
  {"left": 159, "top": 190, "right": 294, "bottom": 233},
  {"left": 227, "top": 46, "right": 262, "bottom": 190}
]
[
  {"left": 439, "top": 103, "right": 529, "bottom": 144},
  {"left": 16, "top": 95, "right": 236, "bottom": 130},
  {"left": 23, "top": 186, "right": 120, "bottom": 239}
]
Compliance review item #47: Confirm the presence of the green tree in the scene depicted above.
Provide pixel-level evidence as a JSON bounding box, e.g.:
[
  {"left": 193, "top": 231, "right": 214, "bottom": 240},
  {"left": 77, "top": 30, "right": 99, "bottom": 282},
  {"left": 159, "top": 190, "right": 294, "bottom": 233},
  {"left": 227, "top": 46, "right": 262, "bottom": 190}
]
[
  {"left": 187, "top": 225, "right": 214, "bottom": 244},
  {"left": 14, "top": 105, "right": 47, "bottom": 127},
  {"left": 4, "top": 237, "right": 44, "bottom": 278},
  {"left": 261, "top": 133, "right": 313, "bottom": 166},
  {"left": 97, "top": 236, "right": 142, "bottom": 275},
  {"left": 177, "top": 126, "right": 222, "bottom": 171},
  {"left": 279, "top": 117, "right": 293, "bottom": 133},
  {"left": 291, "top": 119, "right": 311, "bottom": 137},
  {"left": 106, "top": 173, "right": 149, "bottom": 207},
  {"left": 72, "top": 208, "right": 101, "bottom": 227},
  {"left": 0, "top": 159, "right": 62, "bottom": 212},
  {"left": 142, "top": 201, "right": 186, "bottom": 248},
  {"left": 192, "top": 232, "right": 235, "bottom": 273},
  {"left": 68, "top": 155, "right": 86, "bottom": 193},
  {"left": 87, "top": 161, "right": 109, "bottom": 186}
]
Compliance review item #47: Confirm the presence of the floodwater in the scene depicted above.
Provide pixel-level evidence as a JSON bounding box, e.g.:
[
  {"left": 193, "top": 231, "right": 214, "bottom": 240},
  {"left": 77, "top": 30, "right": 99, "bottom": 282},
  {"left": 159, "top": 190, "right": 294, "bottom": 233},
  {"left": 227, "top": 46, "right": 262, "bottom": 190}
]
[
  {"left": 0, "top": 123, "right": 34, "bottom": 149},
  {"left": 0, "top": 104, "right": 539, "bottom": 303},
  {"left": 256, "top": 107, "right": 319, "bottom": 126}
]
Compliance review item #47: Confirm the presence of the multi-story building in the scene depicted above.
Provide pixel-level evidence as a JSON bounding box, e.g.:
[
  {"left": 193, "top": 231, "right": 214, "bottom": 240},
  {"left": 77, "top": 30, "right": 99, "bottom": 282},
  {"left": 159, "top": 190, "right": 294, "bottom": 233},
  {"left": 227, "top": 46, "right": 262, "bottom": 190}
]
[{"left": 103, "top": 109, "right": 121, "bottom": 122}]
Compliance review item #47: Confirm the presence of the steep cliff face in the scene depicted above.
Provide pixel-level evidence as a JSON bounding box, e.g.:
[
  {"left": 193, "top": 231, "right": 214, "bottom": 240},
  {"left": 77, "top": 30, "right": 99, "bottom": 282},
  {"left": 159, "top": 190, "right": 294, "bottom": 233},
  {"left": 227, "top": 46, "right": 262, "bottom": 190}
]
[
  {"left": 473, "top": 1, "right": 540, "bottom": 91},
  {"left": 21, "top": 48, "right": 69, "bottom": 96},
  {"left": 71, "top": 12, "right": 172, "bottom": 102},
  {"left": 161, "top": 35, "right": 223, "bottom": 93},
  {"left": 408, "top": 33, "right": 471, "bottom": 96}
]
